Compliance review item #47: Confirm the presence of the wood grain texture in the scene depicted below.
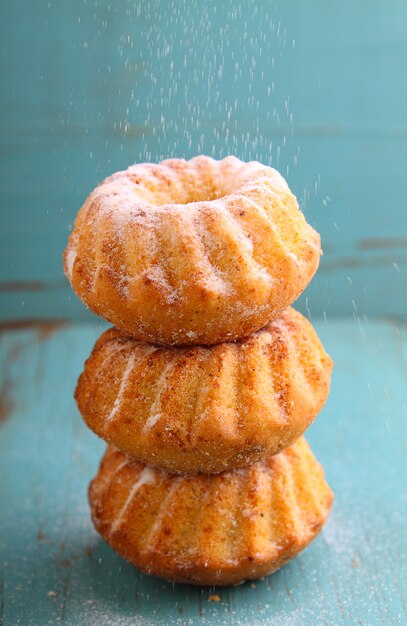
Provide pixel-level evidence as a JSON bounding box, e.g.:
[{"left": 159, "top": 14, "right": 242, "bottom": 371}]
[
  {"left": 1, "top": 0, "right": 407, "bottom": 321},
  {"left": 0, "top": 319, "right": 406, "bottom": 625}
]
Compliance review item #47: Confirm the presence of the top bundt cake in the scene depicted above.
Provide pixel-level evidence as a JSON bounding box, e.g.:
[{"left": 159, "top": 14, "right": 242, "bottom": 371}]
[{"left": 64, "top": 156, "right": 321, "bottom": 345}]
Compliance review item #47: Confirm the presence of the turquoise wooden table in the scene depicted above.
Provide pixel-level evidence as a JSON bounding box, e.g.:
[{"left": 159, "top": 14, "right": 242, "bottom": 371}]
[{"left": 1, "top": 318, "right": 406, "bottom": 625}]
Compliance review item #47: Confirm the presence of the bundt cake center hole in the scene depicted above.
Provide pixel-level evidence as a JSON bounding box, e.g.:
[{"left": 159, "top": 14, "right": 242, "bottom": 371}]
[
  {"left": 186, "top": 188, "right": 227, "bottom": 203},
  {"left": 147, "top": 185, "right": 228, "bottom": 206},
  {"left": 134, "top": 186, "right": 229, "bottom": 206}
]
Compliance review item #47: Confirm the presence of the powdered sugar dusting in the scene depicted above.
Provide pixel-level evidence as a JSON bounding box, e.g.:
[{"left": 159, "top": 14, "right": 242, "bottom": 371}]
[
  {"left": 142, "top": 478, "right": 183, "bottom": 552},
  {"left": 289, "top": 251, "right": 300, "bottom": 265},
  {"left": 105, "top": 351, "right": 135, "bottom": 424},
  {"left": 111, "top": 466, "right": 156, "bottom": 534},
  {"left": 97, "top": 342, "right": 134, "bottom": 374},
  {"left": 140, "top": 265, "right": 178, "bottom": 304},
  {"left": 143, "top": 360, "right": 177, "bottom": 433},
  {"left": 212, "top": 199, "right": 274, "bottom": 286},
  {"left": 65, "top": 246, "right": 77, "bottom": 280},
  {"left": 106, "top": 346, "right": 158, "bottom": 425},
  {"left": 182, "top": 209, "right": 234, "bottom": 297}
]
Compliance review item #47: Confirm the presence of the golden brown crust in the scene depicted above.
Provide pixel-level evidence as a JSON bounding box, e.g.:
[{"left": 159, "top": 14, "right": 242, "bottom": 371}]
[
  {"left": 76, "top": 308, "right": 333, "bottom": 474},
  {"left": 64, "top": 156, "right": 321, "bottom": 345},
  {"left": 89, "top": 438, "right": 333, "bottom": 586}
]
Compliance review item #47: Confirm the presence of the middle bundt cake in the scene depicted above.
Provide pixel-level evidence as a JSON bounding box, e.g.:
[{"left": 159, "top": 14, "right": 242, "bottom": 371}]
[
  {"left": 89, "top": 438, "right": 333, "bottom": 586},
  {"left": 76, "top": 307, "right": 332, "bottom": 474},
  {"left": 64, "top": 155, "right": 321, "bottom": 345}
]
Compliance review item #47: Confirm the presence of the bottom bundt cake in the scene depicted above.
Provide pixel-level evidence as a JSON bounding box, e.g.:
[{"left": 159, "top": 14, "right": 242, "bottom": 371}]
[{"left": 89, "top": 438, "right": 333, "bottom": 586}]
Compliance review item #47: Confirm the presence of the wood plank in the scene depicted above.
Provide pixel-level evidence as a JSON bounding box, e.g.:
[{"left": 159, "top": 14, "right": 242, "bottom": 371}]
[{"left": 0, "top": 319, "right": 406, "bottom": 625}]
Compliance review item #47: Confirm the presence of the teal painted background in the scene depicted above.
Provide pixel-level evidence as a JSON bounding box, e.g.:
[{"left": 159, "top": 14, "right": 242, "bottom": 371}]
[{"left": 1, "top": 0, "right": 406, "bottom": 322}]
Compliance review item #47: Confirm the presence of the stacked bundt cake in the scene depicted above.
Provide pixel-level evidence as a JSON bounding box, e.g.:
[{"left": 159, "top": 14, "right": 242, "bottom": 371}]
[{"left": 64, "top": 155, "right": 333, "bottom": 586}]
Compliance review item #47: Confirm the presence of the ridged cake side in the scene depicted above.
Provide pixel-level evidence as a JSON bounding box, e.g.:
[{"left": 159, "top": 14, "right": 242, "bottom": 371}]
[
  {"left": 64, "top": 156, "right": 321, "bottom": 345},
  {"left": 89, "top": 438, "right": 333, "bottom": 586},
  {"left": 76, "top": 307, "right": 333, "bottom": 474}
]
